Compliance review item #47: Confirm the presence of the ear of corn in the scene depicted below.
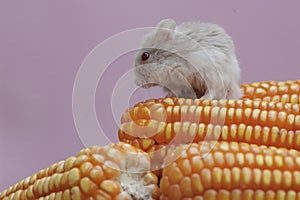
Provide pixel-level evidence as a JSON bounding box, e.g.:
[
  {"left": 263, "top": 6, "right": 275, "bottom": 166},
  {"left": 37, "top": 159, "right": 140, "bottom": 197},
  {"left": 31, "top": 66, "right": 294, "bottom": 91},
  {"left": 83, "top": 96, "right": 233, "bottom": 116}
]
[
  {"left": 119, "top": 99, "right": 300, "bottom": 152},
  {"left": 160, "top": 141, "right": 300, "bottom": 200},
  {"left": 0, "top": 142, "right": 160, "bottom": 200}
]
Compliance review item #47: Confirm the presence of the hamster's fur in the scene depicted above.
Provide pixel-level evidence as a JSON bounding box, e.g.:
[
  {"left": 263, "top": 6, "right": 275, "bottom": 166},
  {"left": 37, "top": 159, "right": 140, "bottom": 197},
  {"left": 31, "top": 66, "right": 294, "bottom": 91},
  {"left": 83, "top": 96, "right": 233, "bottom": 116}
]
[{"left": 134, "top": 18, "right": 243, "bottom": 100}]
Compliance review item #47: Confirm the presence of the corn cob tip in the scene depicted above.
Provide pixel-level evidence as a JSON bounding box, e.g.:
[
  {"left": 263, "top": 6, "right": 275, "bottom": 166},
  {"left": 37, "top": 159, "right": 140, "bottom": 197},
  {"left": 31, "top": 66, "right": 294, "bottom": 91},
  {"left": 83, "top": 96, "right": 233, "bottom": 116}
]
[{"left": 0, "top": 142, "right": 160, "bottom": 200}]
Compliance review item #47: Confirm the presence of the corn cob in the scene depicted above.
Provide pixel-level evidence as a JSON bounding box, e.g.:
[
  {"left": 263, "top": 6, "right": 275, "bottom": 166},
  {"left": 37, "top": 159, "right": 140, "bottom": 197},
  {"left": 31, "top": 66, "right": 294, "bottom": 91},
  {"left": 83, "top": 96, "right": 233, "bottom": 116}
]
[
  {"left": 0, "top": 142, "right": 159, "bottom": 200},
  {"left": 160, "top": 141, "right": 300, "bottom": 200},
  {"left": 241, "top": 79, "right": 300, "bottom": 103},
  {"left": 119, "top": 99, "right": 300, "bottom": 152}
]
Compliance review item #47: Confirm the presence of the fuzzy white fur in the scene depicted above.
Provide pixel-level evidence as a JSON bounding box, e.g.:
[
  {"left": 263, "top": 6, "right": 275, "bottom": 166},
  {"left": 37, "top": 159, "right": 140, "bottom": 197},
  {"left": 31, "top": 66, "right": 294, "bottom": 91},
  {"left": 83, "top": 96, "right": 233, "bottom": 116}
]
[{"left": 134, "top": 18, "right": 243, "bottom": 100}]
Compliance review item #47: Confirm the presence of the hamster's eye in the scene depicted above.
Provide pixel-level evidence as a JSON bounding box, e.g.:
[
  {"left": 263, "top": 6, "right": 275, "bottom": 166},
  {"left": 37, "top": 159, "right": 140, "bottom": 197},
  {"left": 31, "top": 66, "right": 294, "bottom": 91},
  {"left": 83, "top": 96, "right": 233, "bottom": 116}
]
[{"left": 141, "top": 52, "right": 150, "bottom": 61}]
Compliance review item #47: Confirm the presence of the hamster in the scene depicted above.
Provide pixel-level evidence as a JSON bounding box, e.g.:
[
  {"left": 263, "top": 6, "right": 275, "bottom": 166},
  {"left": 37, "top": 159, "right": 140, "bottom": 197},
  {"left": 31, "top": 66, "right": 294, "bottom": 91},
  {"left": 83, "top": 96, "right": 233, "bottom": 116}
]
[{"left": 134, "top": 18, "right": 243, "bottom": 100}]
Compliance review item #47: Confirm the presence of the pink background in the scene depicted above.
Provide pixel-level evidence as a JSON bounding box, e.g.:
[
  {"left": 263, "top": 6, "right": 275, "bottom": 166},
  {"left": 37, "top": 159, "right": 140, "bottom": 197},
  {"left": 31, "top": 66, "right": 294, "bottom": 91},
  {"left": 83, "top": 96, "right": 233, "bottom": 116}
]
[{"left": 1, "top": 1, "right": 300, "bottom": 190}]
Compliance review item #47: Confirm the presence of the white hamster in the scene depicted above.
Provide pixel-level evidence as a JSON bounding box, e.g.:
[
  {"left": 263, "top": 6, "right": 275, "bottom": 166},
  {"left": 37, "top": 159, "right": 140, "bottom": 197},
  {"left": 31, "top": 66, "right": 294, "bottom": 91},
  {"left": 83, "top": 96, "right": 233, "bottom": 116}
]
[{"left": 134, "top": 18, "right": 243, "bottom": 100}]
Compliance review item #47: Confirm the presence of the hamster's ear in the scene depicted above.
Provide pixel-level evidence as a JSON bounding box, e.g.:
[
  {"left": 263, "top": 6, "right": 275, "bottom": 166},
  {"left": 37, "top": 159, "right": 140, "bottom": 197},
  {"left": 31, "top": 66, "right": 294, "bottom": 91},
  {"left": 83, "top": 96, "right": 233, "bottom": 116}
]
[{"left": 155, "top": 18, "right": 176, "bottom": 41}]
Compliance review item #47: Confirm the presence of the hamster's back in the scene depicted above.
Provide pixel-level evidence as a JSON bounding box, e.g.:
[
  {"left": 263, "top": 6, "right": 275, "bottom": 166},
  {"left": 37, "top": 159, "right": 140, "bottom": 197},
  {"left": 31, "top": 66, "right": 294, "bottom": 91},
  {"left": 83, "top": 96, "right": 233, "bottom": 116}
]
[{"left": 175, "top": 22, "right": 235, "bottom": 52}]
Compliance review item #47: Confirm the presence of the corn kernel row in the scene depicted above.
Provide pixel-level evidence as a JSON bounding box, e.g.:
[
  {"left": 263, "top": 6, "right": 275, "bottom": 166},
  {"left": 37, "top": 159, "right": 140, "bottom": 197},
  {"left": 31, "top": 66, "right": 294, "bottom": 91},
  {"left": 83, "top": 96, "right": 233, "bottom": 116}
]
[
  {"left": 119, "top": 121, "right": 300, "bottom": 152},
  {"left": 128, "top": 99, "right": 300, "bottom": 118}
]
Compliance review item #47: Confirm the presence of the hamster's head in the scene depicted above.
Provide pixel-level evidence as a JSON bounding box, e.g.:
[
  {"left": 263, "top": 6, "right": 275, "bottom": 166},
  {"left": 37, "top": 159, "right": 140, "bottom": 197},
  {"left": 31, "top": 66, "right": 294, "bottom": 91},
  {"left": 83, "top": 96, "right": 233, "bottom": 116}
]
[{"left": 134, "top": 18, "right": 181, "bottom": 89}]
